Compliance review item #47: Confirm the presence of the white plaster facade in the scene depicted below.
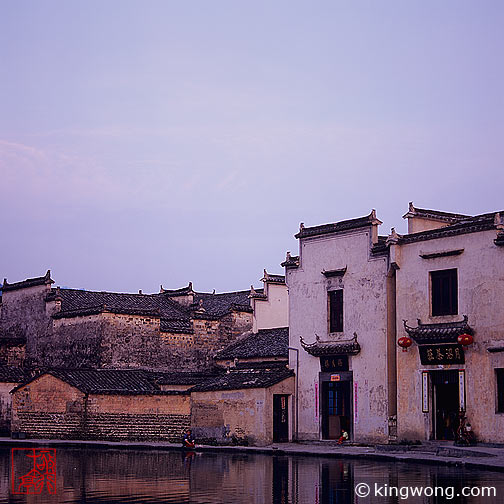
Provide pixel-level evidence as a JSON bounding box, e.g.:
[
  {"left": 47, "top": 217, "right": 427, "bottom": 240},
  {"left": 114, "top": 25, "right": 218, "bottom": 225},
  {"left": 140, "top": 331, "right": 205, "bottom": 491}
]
[
  {"left": 285, "top": 204, "right": 504, "bottom": 445},
  {"left": 250, "top": 271, "right": 288, "bottom": 332},
  {"left": 285, "top": 211, "right": 391, "bottom": 443},
  {"left": 394, "top": 207, "right": 504, "bottom": 443}
]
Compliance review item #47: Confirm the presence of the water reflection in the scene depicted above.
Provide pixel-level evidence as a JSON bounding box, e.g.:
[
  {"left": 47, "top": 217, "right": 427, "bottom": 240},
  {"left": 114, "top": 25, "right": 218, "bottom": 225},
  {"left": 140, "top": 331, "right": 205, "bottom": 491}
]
[{"left": 0, "top": 446, "right": 502, "bottom": 503}]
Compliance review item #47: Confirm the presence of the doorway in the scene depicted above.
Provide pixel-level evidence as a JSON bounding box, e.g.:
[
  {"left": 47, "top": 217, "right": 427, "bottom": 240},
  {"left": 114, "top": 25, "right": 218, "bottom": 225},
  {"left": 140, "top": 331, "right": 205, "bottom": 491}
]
[
  {"left": 432, "top": 371, "right": 459, "bottom": 440},
  {"left": 322, "top": 381, "right": 351, "bottom": 440},
  {"left": 273, "top": 395, "right": 289, "bottom": 442}
]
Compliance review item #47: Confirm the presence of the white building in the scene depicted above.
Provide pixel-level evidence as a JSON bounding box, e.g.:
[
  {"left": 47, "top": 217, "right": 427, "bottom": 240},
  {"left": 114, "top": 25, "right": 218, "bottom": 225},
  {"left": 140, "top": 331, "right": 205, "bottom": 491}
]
[
  {"left": 284, "top": 204, "right": 504, "bottom": 444},
  {"left": 283, "top": 210, "right": 392, "bottom": 443},
  {"left": 394, "top": 204, "right": 504, "bottom": 443}
]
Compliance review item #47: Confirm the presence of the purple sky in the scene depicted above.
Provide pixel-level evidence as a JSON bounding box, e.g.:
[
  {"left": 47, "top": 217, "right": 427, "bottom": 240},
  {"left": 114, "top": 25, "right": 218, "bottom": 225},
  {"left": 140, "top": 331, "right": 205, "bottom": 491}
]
[{"left": 1, "top": 1, "right": 503, "bottom": 294}]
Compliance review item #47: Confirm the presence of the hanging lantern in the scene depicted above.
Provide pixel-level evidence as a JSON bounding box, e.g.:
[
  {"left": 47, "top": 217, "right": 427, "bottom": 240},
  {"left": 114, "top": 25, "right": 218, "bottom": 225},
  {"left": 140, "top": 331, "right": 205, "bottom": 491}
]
[
  {"left": 457, "top": 333, "right": 474, "bottom": 348},
  {"left": 398, "top": 336, "right": 413, "bottom": 352}
]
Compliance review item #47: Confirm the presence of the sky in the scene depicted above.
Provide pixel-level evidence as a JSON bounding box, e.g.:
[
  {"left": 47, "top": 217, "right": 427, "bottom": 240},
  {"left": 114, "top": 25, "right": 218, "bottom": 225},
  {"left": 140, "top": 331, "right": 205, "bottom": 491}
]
[{"left": 1, "top": 1, "right": 503, "bottom": 294}]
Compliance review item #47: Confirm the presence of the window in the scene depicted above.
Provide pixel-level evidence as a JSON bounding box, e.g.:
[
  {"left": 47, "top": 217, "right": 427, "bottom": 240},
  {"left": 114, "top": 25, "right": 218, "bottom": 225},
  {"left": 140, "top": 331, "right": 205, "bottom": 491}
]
[
  {"left": 328, "top": 290, "right": 343, "bottom": 332},
  {"left": 431, "top": 269, "right": 458, "bottom": 316},
  {"left": 497, "top": 369, "right": 504, "bottom": 413}
]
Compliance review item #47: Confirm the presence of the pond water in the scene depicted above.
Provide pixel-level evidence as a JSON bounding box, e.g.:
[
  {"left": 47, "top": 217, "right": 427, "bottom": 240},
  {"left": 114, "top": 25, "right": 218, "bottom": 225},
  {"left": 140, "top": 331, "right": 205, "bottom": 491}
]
[{"left": 0, "top": 445, "right": 503, "bottom": 503}]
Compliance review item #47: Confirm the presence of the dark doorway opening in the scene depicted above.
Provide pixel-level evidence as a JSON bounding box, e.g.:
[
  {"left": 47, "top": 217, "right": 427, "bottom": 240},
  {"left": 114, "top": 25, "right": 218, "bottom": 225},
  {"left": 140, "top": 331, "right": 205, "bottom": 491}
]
[
  {"left": 432, "top": 371, "right": 459, "bottom": 440},
  {"left": 322, "top": 381, "right": 351, "bottom": 440},
  {"left": 273, "top": 395, "right": 289, "bottom": 442}
]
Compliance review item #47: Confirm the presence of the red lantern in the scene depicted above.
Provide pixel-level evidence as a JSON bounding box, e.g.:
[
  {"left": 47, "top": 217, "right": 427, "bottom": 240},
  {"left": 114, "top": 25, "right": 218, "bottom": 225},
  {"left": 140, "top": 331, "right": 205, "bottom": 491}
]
[
  {"left": 398, "top": 336, "right": 413, "bottom": 352},
  {"left": 458, "top": 333, "right": 473, "bottom": 348}
]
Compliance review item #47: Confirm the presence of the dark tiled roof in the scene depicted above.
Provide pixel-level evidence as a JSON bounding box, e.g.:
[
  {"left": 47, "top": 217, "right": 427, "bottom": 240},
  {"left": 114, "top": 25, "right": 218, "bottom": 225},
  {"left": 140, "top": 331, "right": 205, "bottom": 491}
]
[
  {"left": 150, "top": 371, "right": 218, "bottom": 385},
  {"left": 12, "top": 368, "right": 212, "bottom": 393},
  {"left": 399, "top": 211, "right": 504, "bottom": 245},
  {"left": 295, "top": 210, "right": 381, "bottom": 239},
  {"left": 403, "top": 203, "right": 471, "bottom": 223},
  {"left": 300, "top": 334, "right": 361, "bottom": 356},
  {"left": 0, "top": 365, "right": 28, "bottom": 383},
  {"left": 216, "top": 328, "right": 288, "bottom": 360},
  {"left": 160, "top": 319, "right": 193, "bottom": 333},
  {"left": 371, "top": 236, "right": 389, "bottom": 256},
  {"left": 161, "top": 283, "right": 194, "bottom": 296},
  {"left": 1, "top": 270, "right": 53, "bottom": 292},
  {"left": 50, "top": 288, "right": 188, "bottom": 319},
  {"left": 261, "top": 271, "right": 285, "bottom": 284},
  {"left": 281, "top": 253, "right": 299, "bottom": 269},
  {"left": 234, "top": 361, "right": 289, "bottom": 370},
  {"left": 249, "top": 286, "right": 267, "bottom": 299},
  {"left": 495, "top": 231, "right": 504, "bottom": 246},
  {"left": 321, "top": 267, "right": 347, "bottom": 278},
  {"left": 12, "top": 369, "right": 189, "bottom": 395},
  {"left": 190, "top": 366, "right": 294, "bottom": 392},
  {"left": 192, "top": 291, "right": 252, "bottom": 316},
  {"left": 48, "top": 369, "right": 164, "bottom": 394},
  {"left": 403, "top": 316, "right": 473, "bottom": 344},
  {"left": 48, "top": 287, "right": 251, "bottom": 324}
]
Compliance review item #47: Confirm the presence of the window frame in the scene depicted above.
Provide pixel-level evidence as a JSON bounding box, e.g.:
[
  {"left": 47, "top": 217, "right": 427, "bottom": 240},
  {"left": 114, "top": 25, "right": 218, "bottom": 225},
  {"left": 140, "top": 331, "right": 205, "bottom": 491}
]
[
  {"left": 328, "top": 289, "right": 344, "bottom": 333},
  {"left": 430, "top": 268, "right": 458, "bottom": 316},
  {"left": 496, "top": 369, "right": 504, "bottom": 414}
]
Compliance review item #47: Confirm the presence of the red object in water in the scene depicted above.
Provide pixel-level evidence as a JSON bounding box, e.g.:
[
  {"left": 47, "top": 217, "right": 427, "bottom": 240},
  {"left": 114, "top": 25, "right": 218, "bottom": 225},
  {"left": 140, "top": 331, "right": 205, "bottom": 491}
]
[
  {"left": 458, "top": 333, "right": 474, "bottom": 348},
  {"left": 398, "top": 336, "right": 413, "bottom": 352}
]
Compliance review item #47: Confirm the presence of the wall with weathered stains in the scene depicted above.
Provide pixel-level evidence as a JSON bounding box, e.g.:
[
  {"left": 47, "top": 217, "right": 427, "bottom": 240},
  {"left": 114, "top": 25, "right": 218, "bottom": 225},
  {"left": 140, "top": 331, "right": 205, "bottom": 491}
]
[
  {"left": 85, "top": 393, "right": 190, "bottom": 441},
  {"left": 264, "top": 378, "right": 295, "bottom": 442},
  {"left": 395, "top": 229, "right": 504, "bottom": 442},
  {"left": 0, "top": 284, "right": 52, "bottom": 366},
  {"left": 11, "top": 374, "right": 191, "bottom": 441},
  {"left": 29, "top": 308, "right": 252, "bottom": 371},
  {"left": 287, "top": 228, "right": 390, "bottom": 443},
  {"left": 11, "top": 374, "right": 84, "bottom": 438},
  {"left": 191, "top": 388, "right": 267, "bottom": 445},
  {"left": 40, "top": 314, "right": 105, "bottom": 368},
  {"left": 191, "top": 377, "right": 294, "bottom": 446},
  {"left": 0, "top": 343, "right": 25, "bottom": 367}
]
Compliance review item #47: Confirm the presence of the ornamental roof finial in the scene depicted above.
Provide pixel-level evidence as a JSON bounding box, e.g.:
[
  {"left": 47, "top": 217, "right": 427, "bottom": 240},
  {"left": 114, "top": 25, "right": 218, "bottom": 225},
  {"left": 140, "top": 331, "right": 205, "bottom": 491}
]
[
  {"left": 494, "top": 212, "right": 504, "bottom": 230},
  {"left": 386, "top": 227, "right": 400, "bottom": 245}
]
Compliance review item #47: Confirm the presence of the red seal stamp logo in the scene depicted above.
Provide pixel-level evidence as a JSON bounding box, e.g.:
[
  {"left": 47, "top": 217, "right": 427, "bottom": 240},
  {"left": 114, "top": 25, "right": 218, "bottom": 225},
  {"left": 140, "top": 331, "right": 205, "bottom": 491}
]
[{"left": 11, "top": 448, "right": 57, "bottom": 495}]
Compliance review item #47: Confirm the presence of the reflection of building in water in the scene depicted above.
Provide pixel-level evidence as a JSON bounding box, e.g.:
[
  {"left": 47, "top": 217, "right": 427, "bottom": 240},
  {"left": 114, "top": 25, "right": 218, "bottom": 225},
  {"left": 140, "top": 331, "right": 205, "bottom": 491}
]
[{"left": 2, "top": 447, "right": 504, "bottom": 503}]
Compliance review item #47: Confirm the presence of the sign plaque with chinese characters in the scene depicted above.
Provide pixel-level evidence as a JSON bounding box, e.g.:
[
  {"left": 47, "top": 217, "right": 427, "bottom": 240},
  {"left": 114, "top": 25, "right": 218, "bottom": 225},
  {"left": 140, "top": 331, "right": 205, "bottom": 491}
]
[
  {"left": 320, "top": 355, "right": 349, "bottom": 372},
  {"left": 418, "top": 344, "right": 465, "bottom": 365}
]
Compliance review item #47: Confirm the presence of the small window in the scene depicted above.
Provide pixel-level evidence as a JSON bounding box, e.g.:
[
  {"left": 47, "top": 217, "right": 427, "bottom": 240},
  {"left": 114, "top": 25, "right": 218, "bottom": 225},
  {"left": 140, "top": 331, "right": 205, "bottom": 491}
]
[
  {"left": 431, "top": 269, "right": 458, "bottom": 316},
  {"left": 328, "top": 290, "right": 343, "bottom": 333},
  {"left": 497, "top": 369, "right": 504, "bottom": 413}
]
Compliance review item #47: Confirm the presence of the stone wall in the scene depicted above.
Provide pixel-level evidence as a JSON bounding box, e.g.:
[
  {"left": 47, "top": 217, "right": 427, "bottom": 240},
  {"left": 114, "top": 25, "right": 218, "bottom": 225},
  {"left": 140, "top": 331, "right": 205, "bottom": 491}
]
[
  {"left": 3, "top": 295, "right": 253, "bottom": 371},
  {"left": 0, "top": 284, "right": 52, "bottom": 367},
  {"left": 39, "top": 315, "right": 105, "bottom": 368},
  {"left": 0, "top": 343, "right": 25, "bottom": 367},
  {"left": 12, "top": 374, "right": 190, "bottom": 441},
  {"left": 23, "top": 308, "right": 252, "bottom": 372}
]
